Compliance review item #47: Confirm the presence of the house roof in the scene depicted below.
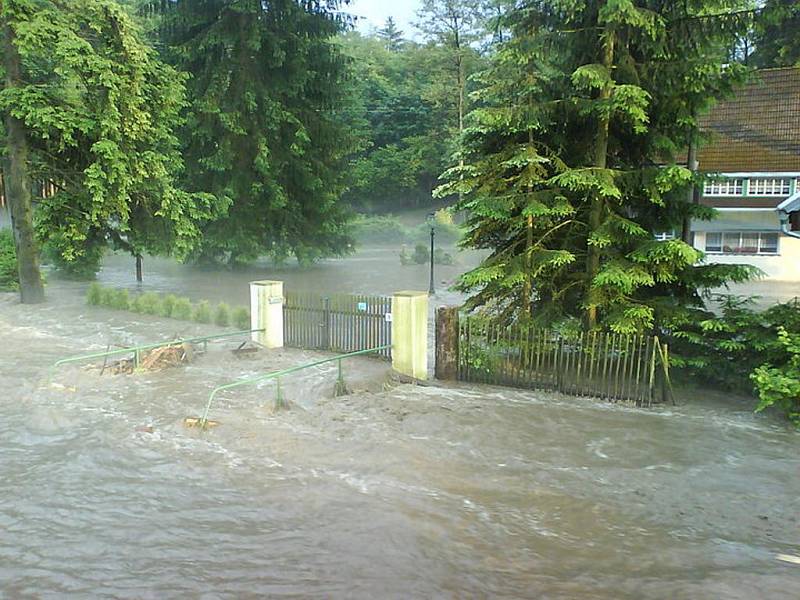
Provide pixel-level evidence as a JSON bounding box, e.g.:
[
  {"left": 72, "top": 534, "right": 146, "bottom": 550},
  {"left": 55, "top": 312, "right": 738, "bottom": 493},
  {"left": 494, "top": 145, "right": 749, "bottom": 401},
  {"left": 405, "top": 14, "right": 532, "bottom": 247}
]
[{"left": 697, "top": 67, "right": 800, "bottom": 172}]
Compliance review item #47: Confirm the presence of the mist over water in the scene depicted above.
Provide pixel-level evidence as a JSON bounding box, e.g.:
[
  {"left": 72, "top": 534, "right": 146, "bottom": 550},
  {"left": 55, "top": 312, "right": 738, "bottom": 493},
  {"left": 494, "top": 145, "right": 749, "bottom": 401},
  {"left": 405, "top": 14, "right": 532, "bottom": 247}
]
[{"left": 1, "top": 246, "right": 798, "bottom": 598}]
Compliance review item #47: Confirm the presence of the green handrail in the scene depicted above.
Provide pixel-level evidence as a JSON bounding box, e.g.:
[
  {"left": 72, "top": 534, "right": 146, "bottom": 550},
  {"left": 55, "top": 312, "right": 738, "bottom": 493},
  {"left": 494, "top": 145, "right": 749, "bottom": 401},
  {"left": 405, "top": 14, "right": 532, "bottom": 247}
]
[
  {"left": 53, "top": 329, "right": 265, "bottom": 369},
  {"left": 197, "top": 344, "right": 392, "bottom": 428}
]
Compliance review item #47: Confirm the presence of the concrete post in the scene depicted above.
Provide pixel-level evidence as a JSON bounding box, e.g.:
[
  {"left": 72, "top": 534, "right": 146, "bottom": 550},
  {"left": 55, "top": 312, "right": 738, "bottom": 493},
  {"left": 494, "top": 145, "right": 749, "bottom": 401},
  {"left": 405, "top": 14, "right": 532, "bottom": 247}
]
[
  {"left": 391, "top": 290, "right": 428, "bottom": 380},
  {"left": 250, "top": 280, "right": 284, "bottom": 348},
  {"left": 435, "top": 306, "right": 459, "bottom": 380}
]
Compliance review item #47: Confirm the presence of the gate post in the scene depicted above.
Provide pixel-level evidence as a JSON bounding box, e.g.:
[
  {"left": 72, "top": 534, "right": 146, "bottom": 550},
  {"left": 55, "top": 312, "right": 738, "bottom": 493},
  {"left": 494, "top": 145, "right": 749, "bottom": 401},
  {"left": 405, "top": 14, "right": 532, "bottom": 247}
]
[
  {"left": 250, "top": 280, "right": 284, "bottom": 348},
  {"left": 391, "top": 290, "right": 428, "bottom": 380},
  {"left": 435, "top": 306, "right": 459, "bottom": 380}
]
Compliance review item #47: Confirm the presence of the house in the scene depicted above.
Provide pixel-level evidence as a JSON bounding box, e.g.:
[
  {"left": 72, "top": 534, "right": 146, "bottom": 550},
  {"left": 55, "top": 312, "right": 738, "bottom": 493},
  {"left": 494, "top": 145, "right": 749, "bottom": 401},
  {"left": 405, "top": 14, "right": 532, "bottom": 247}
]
[{"left": 690, "top": 66, "right": 800, "bottom": 281}]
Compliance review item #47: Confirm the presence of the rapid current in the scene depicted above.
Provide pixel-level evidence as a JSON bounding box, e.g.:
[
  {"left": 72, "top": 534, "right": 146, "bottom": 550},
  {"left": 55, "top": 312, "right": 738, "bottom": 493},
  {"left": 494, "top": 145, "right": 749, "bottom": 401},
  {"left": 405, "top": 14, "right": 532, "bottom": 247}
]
[{"left": 1, "top": 248, "right": 798, "bottom": 598}]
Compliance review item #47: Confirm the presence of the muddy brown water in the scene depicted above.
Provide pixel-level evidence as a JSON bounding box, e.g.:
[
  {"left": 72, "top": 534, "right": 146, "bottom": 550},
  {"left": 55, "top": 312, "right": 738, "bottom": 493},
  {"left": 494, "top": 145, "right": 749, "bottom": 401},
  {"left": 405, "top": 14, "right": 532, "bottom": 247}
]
[{"left": 1, "top": 249, "right": 798, "bottom": 598}]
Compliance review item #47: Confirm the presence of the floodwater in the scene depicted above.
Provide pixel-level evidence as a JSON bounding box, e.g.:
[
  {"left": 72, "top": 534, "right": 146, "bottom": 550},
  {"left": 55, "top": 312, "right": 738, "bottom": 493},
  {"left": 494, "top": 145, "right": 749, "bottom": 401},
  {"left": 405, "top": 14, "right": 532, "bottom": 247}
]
[{"left": 1, "top": 247, "right": 799, "bottom": 598}]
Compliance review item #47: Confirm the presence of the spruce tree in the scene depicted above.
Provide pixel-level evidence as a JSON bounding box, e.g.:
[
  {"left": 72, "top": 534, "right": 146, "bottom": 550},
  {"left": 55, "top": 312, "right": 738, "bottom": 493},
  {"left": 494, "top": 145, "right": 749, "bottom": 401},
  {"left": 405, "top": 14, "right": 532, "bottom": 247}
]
[
  {"left": 161, "top": 0, "right": 355, "bottom": 265},
  {"left": 751, "top": 0, "right": 800, "bottom": 68},
  {"left": 438, "top": 0, "right": 756, "bottom": 333},
  {"left": 377, "top": 17, "right": 405, "bottom": 52}
]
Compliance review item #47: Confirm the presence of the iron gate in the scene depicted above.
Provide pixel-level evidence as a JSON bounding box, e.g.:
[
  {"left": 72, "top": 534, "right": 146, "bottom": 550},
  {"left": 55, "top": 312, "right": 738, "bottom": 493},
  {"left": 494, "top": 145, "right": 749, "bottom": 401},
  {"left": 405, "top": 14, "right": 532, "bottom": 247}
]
[{"left": 283, "top": 291, "right": 392, "bottom": 359}]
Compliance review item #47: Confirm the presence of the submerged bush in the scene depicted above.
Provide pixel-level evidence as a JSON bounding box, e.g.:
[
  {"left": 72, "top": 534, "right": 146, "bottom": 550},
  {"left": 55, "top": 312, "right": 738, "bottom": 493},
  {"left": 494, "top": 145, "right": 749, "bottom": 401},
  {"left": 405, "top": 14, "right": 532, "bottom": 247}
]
[
  {"left": 351, "top": 214, "right": 410, "bottom": 244},
  {"left": 138, "top": 292, "right": 162, "bottom": 315},
  {"left": 160, "top": 294, "right": 178, "bottom": 318},
  {"left": 232, "top": 306, "right": 250, "bottom": 330},
  {"left": 172, "top": 297, "right": 193, "bottom": 321},
  {"left": 86, "top": 282, "right": 103, "bottom": 306},
  {"left": 0, "top": 230, "right": 18, "bottom": 291},
  {"left": 193, "top": 300, "right": 212, "bottom": 324},
  {"left": 99, "top": 287, "right": 115, "bottom": 307},
  {"left": 111, "top": 288, "right": 130, "bottom": 310},
  {"left": 214, "top": 302, "right": 231, "bottom": 327}
]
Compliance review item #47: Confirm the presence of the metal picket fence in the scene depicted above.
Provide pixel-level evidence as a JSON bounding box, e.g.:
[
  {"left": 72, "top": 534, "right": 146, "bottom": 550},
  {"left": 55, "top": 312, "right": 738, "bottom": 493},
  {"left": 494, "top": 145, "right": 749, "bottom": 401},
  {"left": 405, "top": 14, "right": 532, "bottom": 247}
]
[{"left": 283, "top": 291, "right": 392, "bottom": 360}]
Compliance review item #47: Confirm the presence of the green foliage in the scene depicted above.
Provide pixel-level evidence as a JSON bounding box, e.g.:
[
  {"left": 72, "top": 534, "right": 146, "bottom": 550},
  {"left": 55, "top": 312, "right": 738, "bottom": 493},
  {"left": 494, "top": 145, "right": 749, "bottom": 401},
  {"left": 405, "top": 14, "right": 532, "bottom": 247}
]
[
  {"left": 232, "top": 306, "right": 250, "bottom": 331},
  {"left": 1, "top": 0, "right": 221, "bottom": 275},
  {"left": 155, "top": 0, "right": 353, "bottom": 265},
  {"left": 214, "top": 302, "right": 231, "bottom": 328},
  {"left": 172, "top": 297, "right": 193, "bottom": 321},
  {"left": 337, "top": 27, "right": 485, "bottom": 212},
  {"left": 42, "top": 242, "right": 104, "bottom": 280},
  {"left": 138, "top": 292, "right": 162, "bottom": 316},
  {"left": 0, "top": 230, "right": 19, "bottom": 291},
  {"left": 111, "top": 289, "right": 130, "bottom": 311},
  {"left": 99, "top": 287, "right": 115, "bottom": 307},
  {"left": 160, "top": 294, "right": 178, "bottom": 318},
  {"left": 441, "top": 0, "right": 753, "bottom": 329},
  {"left": 668, "top": 295, "right": 800, "bottom": 423},
  {"left": 751, "top": 328, "right": 800, "bottom": 426},
  {"left": 192, "top": 300, "right": 212, "bottom": 324},
  {"left": 434, "top": 248, "right": 454, "bottom": 265},
  {"left": 750, "top": 0, "right": 800, "bottom": 68},
  {"left": 353, "top": 212, "right": 463, "bottom": 246},
  {"left": 86, "top": 282, "right": 103, "bottom": 306},
  {"left": 413, "top": 244, "right": 430, "bottom": 265}
]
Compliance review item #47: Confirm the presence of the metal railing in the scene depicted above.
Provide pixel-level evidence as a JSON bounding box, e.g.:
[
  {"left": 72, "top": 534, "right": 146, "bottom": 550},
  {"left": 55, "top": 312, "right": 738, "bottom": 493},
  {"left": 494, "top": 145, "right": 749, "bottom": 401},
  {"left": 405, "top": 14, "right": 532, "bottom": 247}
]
[
  {"left": 53, "top": 329, "right": 265, "bottom": 370},
  {"left": 196, "top": 344, "right": 392, "bottom": 429}
]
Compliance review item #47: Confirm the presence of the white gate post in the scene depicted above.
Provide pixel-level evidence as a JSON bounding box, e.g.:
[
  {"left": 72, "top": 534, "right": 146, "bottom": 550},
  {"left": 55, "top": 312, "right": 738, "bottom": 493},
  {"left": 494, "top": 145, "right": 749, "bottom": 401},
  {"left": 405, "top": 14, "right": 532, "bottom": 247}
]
[
  {"left": 250, "top": 280, "right": 284, "bottom": 348},
  {"left": 391, "top": 290, "right": 428, "bottom": 380}
]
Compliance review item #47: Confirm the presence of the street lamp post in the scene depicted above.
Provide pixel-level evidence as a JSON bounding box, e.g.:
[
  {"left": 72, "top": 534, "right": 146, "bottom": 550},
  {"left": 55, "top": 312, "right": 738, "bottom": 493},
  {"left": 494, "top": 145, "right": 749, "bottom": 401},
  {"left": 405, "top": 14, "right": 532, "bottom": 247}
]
[{"left": 427, "top": 213, "right": 436, "bottom": 296}]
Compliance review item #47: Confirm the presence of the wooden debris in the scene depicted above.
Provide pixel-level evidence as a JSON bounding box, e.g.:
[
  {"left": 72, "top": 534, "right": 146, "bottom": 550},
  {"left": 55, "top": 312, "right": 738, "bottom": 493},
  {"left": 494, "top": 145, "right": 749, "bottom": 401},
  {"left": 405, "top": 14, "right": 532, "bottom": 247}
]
[
  {"left": 776, "top": 554, "right": 800, "bottom": 565},
  {"left": 183, "top": 417, "right": 219, "bottom": 429},
  {"left": 232, "top": 340, "right": 260, "bottom": 358},
  {"left": 98, "top": 342, "right": 195, "bottom": 375}
]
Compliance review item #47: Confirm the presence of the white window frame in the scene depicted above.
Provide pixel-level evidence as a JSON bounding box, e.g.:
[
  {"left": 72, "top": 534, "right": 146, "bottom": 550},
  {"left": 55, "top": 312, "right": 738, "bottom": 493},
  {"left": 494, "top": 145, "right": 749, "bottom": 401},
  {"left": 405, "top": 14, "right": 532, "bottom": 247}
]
[
  {"left": 654, "top": 230, "right": 676, "bottom": 241},
  {"left": 703, "top": 179, "right": 744, "bottom": 196},
  {"left": 704, "top": 231, "right": 780, "bottom": 255},
  {"left": 748, "top": 178, "right": 791, "bottom": 196}
]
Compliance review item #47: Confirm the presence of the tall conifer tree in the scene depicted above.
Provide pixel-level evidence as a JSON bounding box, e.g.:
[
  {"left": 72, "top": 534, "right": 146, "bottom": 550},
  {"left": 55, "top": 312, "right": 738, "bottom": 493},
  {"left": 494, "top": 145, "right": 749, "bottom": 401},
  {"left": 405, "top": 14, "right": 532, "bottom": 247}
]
[
  {"left": 161, "top": 0, "right": 355, "bottom": 265},
  {"left": 439, "top": 0, "right": 756, "bottom": 333}
]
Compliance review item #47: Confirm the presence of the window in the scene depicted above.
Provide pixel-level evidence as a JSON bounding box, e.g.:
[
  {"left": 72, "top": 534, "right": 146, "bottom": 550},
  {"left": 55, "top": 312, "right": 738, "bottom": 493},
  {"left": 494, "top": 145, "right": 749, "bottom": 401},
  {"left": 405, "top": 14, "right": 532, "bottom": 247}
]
[
  {"left": 749, "top": 178, "right": 791, "bottom": 196},
  {"left": 706, "top": 232, "right": 722, "bottom": 253},
  {"left": 705, "top": 231, "right": 779, "bottom": 255},
  {"left": 654, "top": 230, "right": 676, "bottom": 241},
  {"left": 703, "top": 179, "right": 744, "bottom": 196}
]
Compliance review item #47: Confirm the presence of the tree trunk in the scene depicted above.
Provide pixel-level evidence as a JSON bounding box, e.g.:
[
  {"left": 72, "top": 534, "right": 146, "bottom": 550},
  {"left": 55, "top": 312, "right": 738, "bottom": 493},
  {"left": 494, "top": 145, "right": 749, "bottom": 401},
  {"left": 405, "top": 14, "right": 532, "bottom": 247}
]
[
  {"left": 585, "top": 27, "right": 615, "bottom": 330},
  {"left": 135, "top": 254, "right": 143, "bottom": 283},
  {"left": 3, "top": 17, "right": 44, "bottom": 304},
  {"left": 681, "top": 126, "right": 699, "bottom": 244}
]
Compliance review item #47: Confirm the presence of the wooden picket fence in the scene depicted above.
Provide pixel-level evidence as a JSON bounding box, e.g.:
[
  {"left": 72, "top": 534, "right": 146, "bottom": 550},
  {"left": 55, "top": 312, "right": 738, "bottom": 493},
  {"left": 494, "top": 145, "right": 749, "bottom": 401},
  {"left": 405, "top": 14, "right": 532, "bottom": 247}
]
[
  {"left": 457, "top": 315, "right": 672, "bottom": 406},
  {"left": 283, "top": 291, "right": 392, "bottom": 360},
  {"left": 0, "top": 174, "right": 58, "bottom": 208}
]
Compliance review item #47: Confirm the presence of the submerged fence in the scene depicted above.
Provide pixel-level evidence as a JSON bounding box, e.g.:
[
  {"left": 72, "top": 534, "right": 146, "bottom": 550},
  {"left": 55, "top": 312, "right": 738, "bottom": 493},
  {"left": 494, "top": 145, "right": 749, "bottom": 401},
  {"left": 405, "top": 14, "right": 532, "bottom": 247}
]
[
  {"left": 283, "top": 291, "right": 392, "bottom": 360},
  {"left": 454, "top": 315, "right": 671, "bottom": 406}
]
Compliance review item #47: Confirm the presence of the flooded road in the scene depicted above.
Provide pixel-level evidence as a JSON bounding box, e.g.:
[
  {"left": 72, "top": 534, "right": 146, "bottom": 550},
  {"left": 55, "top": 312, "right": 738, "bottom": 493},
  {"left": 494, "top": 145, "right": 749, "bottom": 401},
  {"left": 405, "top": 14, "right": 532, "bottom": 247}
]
[{"left": 1, "top": 249, "right": 799, "bottom": 598}]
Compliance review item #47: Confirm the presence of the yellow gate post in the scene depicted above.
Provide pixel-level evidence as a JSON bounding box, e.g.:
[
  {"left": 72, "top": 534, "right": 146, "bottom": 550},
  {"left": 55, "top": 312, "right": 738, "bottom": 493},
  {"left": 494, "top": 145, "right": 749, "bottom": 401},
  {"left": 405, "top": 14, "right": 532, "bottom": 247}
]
[
  {"left": 391, "top": 290, "right": 428, "bottom": 380},
  {"left": 250, "top": 280, "right": 284, "bottom": 348}
]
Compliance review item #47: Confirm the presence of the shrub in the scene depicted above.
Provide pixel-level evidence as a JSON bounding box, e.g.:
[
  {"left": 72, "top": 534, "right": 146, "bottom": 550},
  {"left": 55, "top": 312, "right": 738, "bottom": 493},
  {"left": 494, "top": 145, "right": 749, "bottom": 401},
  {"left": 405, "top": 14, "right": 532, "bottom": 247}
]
[
  {"left": 214, "top": 302, "right": 231, "bottom": 327},
  {"left": 42, "top": 239, "right": 104, "bottom": 280},
  {"left": 412, "top": 243, "right": 429, "bottom": 265},
  {"left": 351, "top": 214, "right": 410, "bottom": 244},
  {"left": 138, "top": 292, "right": 162, "bottom": 315},
  {"left": 86, "top": 282, "right": 103, "bottom": 306},
  {"left": 172, "top": 297, "right": 193, "bottom": 321},
  {"left": 0, "top": 230, "right": 18, "bottom": 291},
  {"left": 99, "top": 287, "right": 116, "bottom": 307},
  {"left": 111, "top": 288, "right": 130, "bottom": 310},
  {"left": 751, "top": 327, "right": 800, "bottom": 426},
  {"left": 232, "top": 306, "right": 250, "bottom": 330},
  {"left": 161, "top": 294, "right": 178, "bottom": 318},
  {"left": 434, "top": 248, "right": 454, "bottom": 265},
  {"left": 193, "top": 300, "right": 212, "bottom": 324}
]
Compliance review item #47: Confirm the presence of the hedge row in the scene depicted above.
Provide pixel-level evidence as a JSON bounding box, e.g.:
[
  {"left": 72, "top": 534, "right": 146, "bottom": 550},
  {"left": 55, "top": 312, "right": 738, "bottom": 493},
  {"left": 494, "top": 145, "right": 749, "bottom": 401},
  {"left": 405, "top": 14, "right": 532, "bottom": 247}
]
[{"left": 86, "top": 283, "right": 250, "bottom": 330}]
